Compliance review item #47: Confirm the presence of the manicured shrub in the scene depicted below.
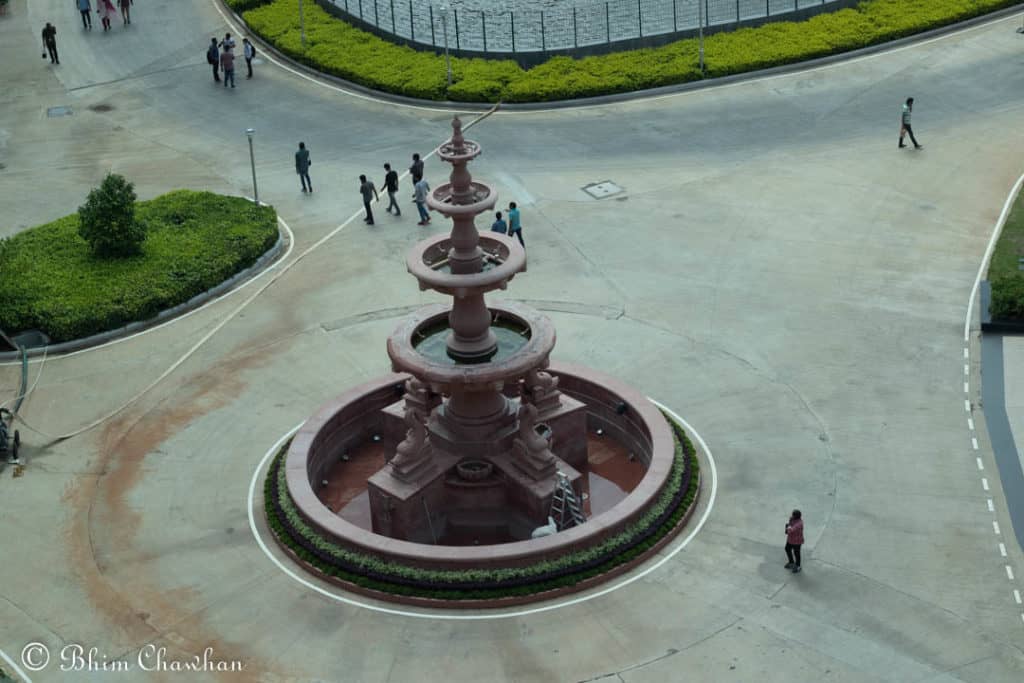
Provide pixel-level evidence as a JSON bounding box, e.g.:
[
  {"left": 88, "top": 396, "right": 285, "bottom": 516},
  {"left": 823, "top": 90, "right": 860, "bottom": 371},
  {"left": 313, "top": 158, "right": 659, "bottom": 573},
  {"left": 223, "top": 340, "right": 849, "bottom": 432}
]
[
  {"left": 991, "top": 276, "right": 1024, "bottom": 320},
  {"left": 78, "top": 173, "right": 143, "bottom": 257},
  {"left": 240, "top": 0, "right": 1020, "bottom": 103},
  {"left": 0, "top": 191, "right": 278, "bottom": 342}
]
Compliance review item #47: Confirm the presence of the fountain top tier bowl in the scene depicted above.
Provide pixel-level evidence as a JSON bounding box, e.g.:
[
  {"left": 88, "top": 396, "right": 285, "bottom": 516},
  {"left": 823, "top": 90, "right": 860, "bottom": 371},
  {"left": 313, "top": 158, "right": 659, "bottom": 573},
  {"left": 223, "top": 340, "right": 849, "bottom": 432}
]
[{"left": 387, "top": 302, "right": 556, "bottom": 393}]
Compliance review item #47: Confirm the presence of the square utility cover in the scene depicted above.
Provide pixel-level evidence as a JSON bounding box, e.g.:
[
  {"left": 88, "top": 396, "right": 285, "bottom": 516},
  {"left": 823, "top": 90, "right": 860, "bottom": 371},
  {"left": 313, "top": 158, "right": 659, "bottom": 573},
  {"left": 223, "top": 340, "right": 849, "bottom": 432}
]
[
  {"left": 46, "top": 106, "right": 72, "bottom": 117},
  {"left": 582, "top": 181, "right": 624, "bottom": 199}
]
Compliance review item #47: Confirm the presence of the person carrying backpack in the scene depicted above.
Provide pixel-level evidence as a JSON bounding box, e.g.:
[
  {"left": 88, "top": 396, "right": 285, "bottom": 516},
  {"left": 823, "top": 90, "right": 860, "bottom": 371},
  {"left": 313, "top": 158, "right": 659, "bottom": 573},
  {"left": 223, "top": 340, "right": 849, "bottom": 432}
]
[
  {"left": 206, "top": 38, "right": 220, "bottom": 82},
  {"left": 243, "top": 38, "right": 256, "bottom": 79}
]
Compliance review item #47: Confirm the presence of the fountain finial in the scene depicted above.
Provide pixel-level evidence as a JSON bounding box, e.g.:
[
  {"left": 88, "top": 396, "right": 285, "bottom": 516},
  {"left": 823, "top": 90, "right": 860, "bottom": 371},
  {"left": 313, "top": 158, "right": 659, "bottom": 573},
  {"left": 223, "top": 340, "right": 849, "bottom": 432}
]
[{"left": 451, "top": 116, "right": 465, "bottom": 154}]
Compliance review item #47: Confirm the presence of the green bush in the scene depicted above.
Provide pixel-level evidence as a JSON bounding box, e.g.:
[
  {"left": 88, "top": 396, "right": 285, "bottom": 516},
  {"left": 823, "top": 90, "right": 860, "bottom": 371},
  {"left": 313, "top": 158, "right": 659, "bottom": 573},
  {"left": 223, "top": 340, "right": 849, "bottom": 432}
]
[
  {"left": 224, "top": 0, "right": 273, "bottom": 12},
  {"left": 0, "top": 191, "right": 278, "bottom": 342},
  {"left": 991, "top": 276, "right": 1024, "bottom": 320},
  {"left": 988, "top": 184, "right": 1024, "bottom": 320},
  {"left": 240, "top": 0, "right": 1019, "bottom": 103},
  {"left": 78, "top": 173, "right": 144, "bottom": 257}
]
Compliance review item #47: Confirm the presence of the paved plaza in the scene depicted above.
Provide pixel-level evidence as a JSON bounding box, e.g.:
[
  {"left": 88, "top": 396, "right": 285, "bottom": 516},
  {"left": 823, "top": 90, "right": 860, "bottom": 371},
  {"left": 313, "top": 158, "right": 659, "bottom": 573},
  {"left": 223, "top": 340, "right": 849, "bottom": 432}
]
[{"left": 1, "top": 0, "right": 1024, "bottom": 681}]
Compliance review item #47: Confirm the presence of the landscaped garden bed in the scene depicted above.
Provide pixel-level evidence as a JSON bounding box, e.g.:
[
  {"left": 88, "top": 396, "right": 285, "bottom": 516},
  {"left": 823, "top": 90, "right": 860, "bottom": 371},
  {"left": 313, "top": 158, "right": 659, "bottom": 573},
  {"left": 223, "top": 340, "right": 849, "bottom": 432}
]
[
  {"left": 231, "top": 0, "right": 1021, "bottom": 102},
  {"left": 264, "top": 414, "right": 700, "bottom": 602},
  {"left": 988, "top": 186, "right": 1024, "bottom": 322},
  {"left": 0, "top": 189, "right": 278, "bottom": 343}
]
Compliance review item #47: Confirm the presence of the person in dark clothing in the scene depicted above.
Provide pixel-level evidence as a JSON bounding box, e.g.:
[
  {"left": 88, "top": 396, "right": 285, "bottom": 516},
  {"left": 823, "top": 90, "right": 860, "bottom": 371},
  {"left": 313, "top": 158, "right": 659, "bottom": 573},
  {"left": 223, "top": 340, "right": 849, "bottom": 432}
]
[
  {"left": 382, "top": 163, "right": 400, "bottom": 216},
  {"left": 207, "top": 38, "right": 220, "bottom": 82},
  {"left": 360, "top": 175, "right": 379, "bottom": 225},
  {"left": 785, "top": 509, "right": 804, "bottom": 574},
  {"left": 119, "top": 0, "right": 130, "bottom": 25},
  {"left": 42, "top": 23, "right": 59, "bottom": 64},
  {"left": 409, "top": 153, "right": 423, "bottom": 199},
  {"left": 295, "top": 142, "right": 312, "bottom": 193},
  {"left": 78, "top": 0, "right": 93, "bottom": 29},
  {"left": 899, "top": 97, "right": 922, "bottom": 150}
]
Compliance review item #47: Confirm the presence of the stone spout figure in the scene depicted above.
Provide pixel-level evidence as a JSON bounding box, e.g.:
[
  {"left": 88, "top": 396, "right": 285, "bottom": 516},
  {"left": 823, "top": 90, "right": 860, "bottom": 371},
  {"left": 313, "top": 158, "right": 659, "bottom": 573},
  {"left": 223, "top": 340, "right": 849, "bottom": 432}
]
[
  {"left": 390, "top": 379, "right": 436, "bottom": 482},
  {"left": 513, "top": 402, "right": 556, "bottom": 479},
  {"left": 523, "top": 367, "right": 561, "bottom": 414}
]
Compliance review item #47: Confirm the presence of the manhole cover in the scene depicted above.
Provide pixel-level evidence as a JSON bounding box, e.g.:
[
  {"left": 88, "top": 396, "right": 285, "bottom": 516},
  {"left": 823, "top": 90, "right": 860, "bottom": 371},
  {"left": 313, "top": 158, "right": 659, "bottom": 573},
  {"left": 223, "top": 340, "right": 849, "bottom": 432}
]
[
  {"left": 582, "top": 181, "right": 623, "bottom": 199},
  {"left": 46, "top": 106, "right": 72, "bottom": 117},
  {"left": 88, "top": 103, "right": 114, "bottom": 112}
]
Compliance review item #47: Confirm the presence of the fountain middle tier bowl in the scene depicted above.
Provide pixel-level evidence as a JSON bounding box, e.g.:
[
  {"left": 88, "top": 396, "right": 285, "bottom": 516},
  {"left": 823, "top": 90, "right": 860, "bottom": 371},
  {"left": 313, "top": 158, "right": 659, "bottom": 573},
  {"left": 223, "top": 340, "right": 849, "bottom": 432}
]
[
  {"left": 426, "top": 181, "right": 497, "bottom": 217},
  {"left": 387, "top": 302, "right": 556, "bottom": 393},
  {"left": 407, "top": 233, "right": 527, "bottom": 296}
]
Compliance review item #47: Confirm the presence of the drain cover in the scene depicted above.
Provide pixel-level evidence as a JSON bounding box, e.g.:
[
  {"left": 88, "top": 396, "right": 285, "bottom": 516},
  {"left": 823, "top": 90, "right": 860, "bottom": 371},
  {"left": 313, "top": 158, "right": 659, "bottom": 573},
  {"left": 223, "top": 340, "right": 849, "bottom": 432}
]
[
  {"left": 582, "top": 181, "right": 623, "bottom": 199},
  {"left": 46, "top": 105, "right": 72, "bottom": 117}
]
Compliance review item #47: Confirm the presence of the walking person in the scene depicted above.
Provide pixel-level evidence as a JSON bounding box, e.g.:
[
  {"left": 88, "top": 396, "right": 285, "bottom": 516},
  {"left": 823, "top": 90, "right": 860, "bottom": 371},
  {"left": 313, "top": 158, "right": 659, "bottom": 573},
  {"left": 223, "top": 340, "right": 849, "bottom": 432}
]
[
  {"left": 899, "top": 97, "right": 922, "bottom": 150},
  {"left": 382, "top": 163, "right": 401, "bottom": 216},
  {"left": 118, "top": 0, "right": 130, "bottom": 25},
  {"left": 507, "top": 202, "right": 524, "bottom": 247},
  {"left": 206, "top": 38, "right": 220, "bottom": 82},
  {"left": 97, "top": 0, "right": 117, "bottom": 31},
  {"left": 41, "top": 22, "right": 59, "bottom": 64},
  {"left": 243, "top": 37, "right": 255, "bottom": 79},
  {"left": 409, "top": 153, "right": 424, "bottom": 199},
  {"left": 414, "top": 177, "right": 431, "bottom": 226},
  {"left": 491, "top": 211, "right": 507, "bottom": 234},
  {"left": 295, "top": 142, "right": 312, "bottom": 193},
  {"left": 784, "top": 510, "right": 804, "bottom": 574},
  {"left": 77, "top": 0, "right": 93, "bottom": 29},
  {"left": 360, "top": 175, "right": 379, "bottom": 225},
  {"left": 220, "top": 46, "right": 236, "bottom": 88}
]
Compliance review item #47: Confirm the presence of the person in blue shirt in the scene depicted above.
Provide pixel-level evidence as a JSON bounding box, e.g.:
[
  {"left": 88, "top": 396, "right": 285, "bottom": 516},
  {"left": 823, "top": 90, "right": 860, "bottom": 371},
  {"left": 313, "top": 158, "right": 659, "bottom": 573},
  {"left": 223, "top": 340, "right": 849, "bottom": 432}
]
[
  {"left": 491, "top": 211, "right": 507, "bottom": 234},
  {"left": 507, "top": 202, "right": 524, "bottom": 247}
]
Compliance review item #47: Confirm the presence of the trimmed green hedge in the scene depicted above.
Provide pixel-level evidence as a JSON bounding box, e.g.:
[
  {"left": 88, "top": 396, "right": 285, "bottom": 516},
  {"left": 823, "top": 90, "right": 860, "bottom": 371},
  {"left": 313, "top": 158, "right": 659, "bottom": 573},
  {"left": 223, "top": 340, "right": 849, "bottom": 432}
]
[
  {"left": 0, "top": 191, "right": 278, "bottom": 343},
  {"left": 240, "top": 0, "right": 1020, "bottom": 102},
  {"left": 990, "top": 188, "right": 1024, "bottom": 320},
  {"left": 265, "top": 415, "right": 700, "bottom": 600}
]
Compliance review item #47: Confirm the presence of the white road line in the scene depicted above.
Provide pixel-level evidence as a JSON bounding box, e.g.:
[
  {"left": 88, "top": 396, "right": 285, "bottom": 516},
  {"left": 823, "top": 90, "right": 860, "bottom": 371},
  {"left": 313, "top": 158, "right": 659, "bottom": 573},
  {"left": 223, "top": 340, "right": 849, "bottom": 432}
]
[
  {"left": 1007, "top": 566, "right": 1016, "bottom": 581},
  {"left": 1000, "top": 543, "right": 1007, "bottom": 557},
  {"left": 0, "top": 647, "right": 31, "bottom": 683},
  {"left": 964, "top": 364, "right": 970, "bottom": 376},
  {"left": 964, "top": 348, "right": 970, "bottom": 360},
  {"left": 965, "top": 400, "right": 971, "bottom": 412},
  {"left": 977, "top": 457, "right": 985, "bottom": 470},
  {"left": 972, "top": 437, "right": 979, "bottom": 450},
  {"left": 994, "top": 521, "right": 1002, "bottom": 535},
  {"left": 988, "top": 499, "right": 995, "bottom": 512},
  {"left": 245, "top": 401, "right": 717, "bottom": 620},
  {"left": 1015, "top": 589, "right": 1022, "bottom": 604},
  {"left": 982, "top": 478, "right": 989, "bottom": 491},
  {"left": 964, "top": 382, "right": 970, "bottom": 394},
  {"left": 968, "top": 417, "right": 975, "bottom": 431},
  {"left": 0, "top": 213, "right": 297, "bottom": 367}
]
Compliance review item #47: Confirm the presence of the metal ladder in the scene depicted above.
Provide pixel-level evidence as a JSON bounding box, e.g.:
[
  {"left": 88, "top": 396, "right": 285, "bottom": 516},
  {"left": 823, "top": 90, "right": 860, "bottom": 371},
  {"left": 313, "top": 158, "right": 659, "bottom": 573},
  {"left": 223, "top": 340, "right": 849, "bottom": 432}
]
[{"left": 550, "top": 471, "right": 585, "bottom": 530}]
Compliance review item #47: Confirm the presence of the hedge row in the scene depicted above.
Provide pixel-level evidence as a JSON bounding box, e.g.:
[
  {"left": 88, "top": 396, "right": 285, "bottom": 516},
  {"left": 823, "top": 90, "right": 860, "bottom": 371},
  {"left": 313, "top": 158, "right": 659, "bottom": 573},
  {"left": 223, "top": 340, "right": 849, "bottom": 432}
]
[
  {"left": 989, "top": 187, "right": 1024, "bottom": 320},
  {"left": 238, "top": 0, "right": 1020, "bottom": 102},
  {"left": 0, "top": 191, "right": 278, "bottom": 342},
  {"left": 265, "top": 415, "right": 700, "bottom": 600}
]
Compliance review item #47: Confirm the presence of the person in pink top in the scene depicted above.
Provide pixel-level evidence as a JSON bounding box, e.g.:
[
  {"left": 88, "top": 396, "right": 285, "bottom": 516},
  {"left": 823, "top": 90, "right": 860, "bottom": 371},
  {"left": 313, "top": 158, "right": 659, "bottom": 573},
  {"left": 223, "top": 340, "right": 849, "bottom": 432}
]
[
  {"left": 97, "top": 0, "right": 117, "bottom": 31},
  {"left": 784, "top": 509, "right": 804, "bottom": 573}
]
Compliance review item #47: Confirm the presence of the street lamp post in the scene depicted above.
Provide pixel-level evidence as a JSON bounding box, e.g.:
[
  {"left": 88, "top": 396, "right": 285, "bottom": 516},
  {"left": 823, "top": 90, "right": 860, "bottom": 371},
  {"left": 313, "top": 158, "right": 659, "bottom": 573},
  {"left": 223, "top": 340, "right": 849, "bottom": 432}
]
[
  {"left": 439, "top": 5, "right": 452, "bottom": 87},
  {"left": 246, "top": 128, "right": 259, "bottom": 205},
  {"left": 698, "top": 0, "right": 705, "bottom": 73},
  {"left": 299, "top": 0, "right": 307, "bottom": 47}
]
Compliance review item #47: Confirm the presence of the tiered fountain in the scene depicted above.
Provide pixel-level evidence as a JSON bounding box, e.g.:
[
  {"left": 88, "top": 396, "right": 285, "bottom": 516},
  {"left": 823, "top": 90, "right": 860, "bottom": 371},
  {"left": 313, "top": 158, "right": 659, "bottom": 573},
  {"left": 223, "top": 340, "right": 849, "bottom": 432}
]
[{"left": 277, "top": 118, "right": 696, "bottom": 606}]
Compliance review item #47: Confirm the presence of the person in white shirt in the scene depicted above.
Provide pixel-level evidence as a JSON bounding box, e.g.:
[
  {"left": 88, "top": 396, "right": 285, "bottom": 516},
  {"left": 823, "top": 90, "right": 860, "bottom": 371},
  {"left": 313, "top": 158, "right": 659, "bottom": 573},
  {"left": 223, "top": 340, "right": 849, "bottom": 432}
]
[{"left": 242, "top": 38, "right": 255, "bottom": 79}]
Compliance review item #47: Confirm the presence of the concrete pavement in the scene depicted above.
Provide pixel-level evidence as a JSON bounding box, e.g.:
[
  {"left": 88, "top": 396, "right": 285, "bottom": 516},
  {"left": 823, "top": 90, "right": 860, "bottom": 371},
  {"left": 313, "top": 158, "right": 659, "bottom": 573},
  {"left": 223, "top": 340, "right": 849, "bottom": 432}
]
[{"left": 1, "top": 1, "right": 1024, "bottom": 681}]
